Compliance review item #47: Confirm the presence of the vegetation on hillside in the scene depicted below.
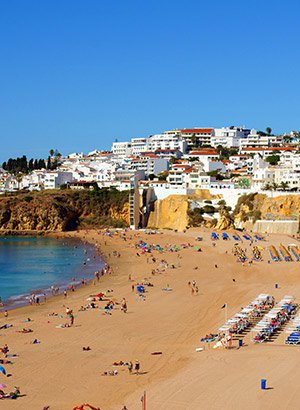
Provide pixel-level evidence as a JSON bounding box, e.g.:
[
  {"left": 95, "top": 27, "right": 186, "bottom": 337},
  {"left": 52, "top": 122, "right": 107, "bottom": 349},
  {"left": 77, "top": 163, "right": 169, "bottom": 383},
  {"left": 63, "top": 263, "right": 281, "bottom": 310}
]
[{"left": 0, "top": 187, "right": 129, "bottom": 230}]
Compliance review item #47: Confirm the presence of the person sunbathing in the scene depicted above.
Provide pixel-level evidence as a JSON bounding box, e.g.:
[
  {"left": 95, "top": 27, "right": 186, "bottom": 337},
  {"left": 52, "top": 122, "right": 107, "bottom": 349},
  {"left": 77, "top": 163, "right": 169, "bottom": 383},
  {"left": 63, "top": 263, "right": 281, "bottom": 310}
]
[
  {"left": 0, "top": 324, "right": 12, "bottom": 330},
  {"left": 0, "top": 387, "right": 21, "bottom": 399},
  {"left": 0, "top": 358, "right": 12, "bottom": 364},
  {"left": 101, "top": 370, "right": 118, "bottom": 376},
  {"left": 18, "top": 328, "right": 33, "bottom": 333}
]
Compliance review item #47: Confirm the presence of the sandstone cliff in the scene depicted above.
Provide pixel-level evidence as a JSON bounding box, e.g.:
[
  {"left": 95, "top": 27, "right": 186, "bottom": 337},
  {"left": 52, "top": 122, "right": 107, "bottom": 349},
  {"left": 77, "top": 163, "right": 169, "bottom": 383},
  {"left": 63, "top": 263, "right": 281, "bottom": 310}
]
[
  {"left": 234, "top": 193, "right": 300, "bottom": 226},
  {"left": 147, "top": 192, "right": 300, "bottom": 232},
  {"left": 0, "top": 189, "right": 129, "bottom": 232},
  {"left": 147, "top": 195, "right": 189, "bottom": 231}
]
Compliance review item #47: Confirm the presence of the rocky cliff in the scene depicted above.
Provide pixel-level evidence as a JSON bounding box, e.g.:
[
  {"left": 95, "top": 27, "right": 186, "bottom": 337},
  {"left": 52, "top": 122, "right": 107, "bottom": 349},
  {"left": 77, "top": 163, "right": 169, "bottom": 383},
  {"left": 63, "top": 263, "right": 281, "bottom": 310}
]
[
  {"left": 147, "top": 195, "right": 189, "bottom": 231},
  {"left": 234, "top": 193, "right": 300, "bottom": 225},
  {"left": 147, "top": 192, "right": 300, "bottom": 232},
  {"left": 0, "top": 189, "right": 129, "bottom": 232}
]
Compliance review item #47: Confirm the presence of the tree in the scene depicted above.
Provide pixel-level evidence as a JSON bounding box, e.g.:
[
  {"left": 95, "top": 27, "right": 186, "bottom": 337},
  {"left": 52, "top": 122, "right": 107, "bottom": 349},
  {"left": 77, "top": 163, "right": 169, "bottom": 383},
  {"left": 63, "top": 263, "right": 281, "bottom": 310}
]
[
  {"left": 49, "top": 149, "right": 54, "bottom": 157},
  {"left": 262, "top": 183, "right": 272, "bottom": 191},
  {"left": 148, "top": 174, "right": 156, "bottom": 181},
  {"left": 47, "top": 156, "right": 51, "bottom": 169},
  {"left": 265, "top": 155, "right": 280, "bottom": 165},
  {"left": 279, "top": 181, "right": 289, "bottom": 191},
  {"left": 28, "top": 158, "right": 34, "bottom": 171},
  {"left": 158, "top": 171, "right": 169, "bottom": 181},
  {"left": 202, "top": 205, "right": 216, "bottom": 214},
  {"left": 238, "top": 178, "right": 251, "bottom": 189},
  {"left": 266, "top": 127, "right": 272, "bottom": 135},
  {"left": 271, "top": 182, "right": 279, "bottom": 191}
]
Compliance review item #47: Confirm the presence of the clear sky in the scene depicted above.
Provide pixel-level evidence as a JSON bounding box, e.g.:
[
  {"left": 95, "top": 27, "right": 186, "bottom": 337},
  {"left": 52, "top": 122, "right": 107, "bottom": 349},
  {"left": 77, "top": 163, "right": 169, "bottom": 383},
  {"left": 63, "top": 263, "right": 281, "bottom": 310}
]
[{"left": 1, "top": 0, "right": 300, "bottom": 162}]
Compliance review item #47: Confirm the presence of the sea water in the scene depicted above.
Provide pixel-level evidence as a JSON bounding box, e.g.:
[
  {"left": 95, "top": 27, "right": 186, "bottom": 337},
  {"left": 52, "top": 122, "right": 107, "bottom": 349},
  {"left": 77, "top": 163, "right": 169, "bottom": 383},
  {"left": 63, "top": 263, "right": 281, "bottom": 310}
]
[{"left": 0, "top": 236, "right": 103, "bottom": 307}]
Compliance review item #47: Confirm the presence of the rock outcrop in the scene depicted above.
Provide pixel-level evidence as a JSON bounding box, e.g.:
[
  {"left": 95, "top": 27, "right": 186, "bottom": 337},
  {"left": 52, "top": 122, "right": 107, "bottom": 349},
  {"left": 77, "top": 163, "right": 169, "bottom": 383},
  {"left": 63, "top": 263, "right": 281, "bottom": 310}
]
[
  {"left": 214, "top": 211, "right": 235, "bottom": 230},
  {"left": 0, "top": 190, "right": 129, "bottom": 232},
  {"left": 147, "top": 192, "right": 300, "bottom": 232},
  {"left": 234, "top": 193, "right": 300, "bottom": 227},
  {"left": 147, "top": 195, "right": 189, "bottom": 231}
]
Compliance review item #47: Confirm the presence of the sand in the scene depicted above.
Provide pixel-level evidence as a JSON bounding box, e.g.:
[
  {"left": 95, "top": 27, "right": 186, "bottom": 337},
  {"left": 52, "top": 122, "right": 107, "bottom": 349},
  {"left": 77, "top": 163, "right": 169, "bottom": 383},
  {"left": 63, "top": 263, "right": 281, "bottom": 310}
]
[{"left": 0, "top": 227, "right": 299, "bottom": 410}]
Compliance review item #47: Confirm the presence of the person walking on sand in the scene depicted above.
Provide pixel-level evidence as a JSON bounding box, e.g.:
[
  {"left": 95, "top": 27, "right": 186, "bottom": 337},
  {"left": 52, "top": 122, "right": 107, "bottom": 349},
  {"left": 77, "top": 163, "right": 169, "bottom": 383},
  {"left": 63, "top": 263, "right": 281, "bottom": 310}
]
[
  {"left": 134, "top": 360, "right": 140, "bottom": 375},
  {"left": 121, "top": 298, "right": 127, "bottom": 313},
  {"left": 69, "top": 312, "right": 74, "bottom": 326},
  {"left": 128, "top": 361, "right": 133, "bottom": 374}
]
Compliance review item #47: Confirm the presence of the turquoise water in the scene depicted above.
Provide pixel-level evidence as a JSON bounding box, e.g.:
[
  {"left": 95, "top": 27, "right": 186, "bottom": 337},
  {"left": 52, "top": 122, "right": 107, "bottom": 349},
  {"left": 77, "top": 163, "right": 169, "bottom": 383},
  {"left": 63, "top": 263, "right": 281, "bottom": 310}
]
[{"left": 0, "top": 236, "right": 103, "bottom": 307}]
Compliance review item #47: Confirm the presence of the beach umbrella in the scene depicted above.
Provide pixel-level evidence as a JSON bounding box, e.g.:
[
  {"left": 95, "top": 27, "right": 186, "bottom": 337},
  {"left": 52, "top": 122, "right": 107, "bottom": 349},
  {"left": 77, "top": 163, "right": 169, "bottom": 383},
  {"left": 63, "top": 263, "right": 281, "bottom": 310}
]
[{"left": 0, "top": 365, "right": 6, "bottom": 376}]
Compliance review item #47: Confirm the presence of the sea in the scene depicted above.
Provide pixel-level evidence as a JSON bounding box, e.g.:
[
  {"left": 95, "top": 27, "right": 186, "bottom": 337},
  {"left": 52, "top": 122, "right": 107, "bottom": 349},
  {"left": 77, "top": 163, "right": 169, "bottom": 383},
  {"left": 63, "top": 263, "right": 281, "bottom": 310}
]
[{"left": 0, "top": 236, "right": 103, "bottom": 308}]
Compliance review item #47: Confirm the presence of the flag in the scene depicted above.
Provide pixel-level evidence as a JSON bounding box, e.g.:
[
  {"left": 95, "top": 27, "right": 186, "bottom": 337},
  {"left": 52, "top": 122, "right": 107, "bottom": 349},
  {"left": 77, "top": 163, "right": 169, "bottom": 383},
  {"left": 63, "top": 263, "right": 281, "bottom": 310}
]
[{"left": 221, "top": 303, "right": 227, "bottom": 309}]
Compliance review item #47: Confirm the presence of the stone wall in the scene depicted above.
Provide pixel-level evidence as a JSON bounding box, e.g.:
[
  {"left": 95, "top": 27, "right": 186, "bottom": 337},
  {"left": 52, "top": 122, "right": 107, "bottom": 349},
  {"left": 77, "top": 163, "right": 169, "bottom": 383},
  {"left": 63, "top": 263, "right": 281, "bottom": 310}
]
[{"left": 253, "top": 220, "right": 299, "bottom": 235}]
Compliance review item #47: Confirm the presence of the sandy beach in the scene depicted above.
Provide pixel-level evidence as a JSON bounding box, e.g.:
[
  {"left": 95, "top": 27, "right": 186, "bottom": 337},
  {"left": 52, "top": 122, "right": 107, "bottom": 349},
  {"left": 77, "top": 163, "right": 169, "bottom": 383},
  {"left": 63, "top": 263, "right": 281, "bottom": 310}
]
[{"left": 1, "top": 228, "right": 300, "bottom": 410}]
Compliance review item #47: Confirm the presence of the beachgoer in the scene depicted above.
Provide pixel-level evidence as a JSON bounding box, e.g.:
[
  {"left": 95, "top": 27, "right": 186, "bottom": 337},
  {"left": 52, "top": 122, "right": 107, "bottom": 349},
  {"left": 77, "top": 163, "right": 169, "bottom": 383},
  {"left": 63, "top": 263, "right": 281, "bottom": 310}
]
[
  {"left": 63, "top": 290, "right": 67, "bottom": 298},
  {"left": 121, "top": 298, "right": 127, "bottom": 313},
  {"left": 69, "top": 313, "right": 74, "bottom": 326},
  {"left": 135, "top": 360, "right": 140, "bottom": 374},
  {"left": 128, "top": 361, "right": 133, "bottom": 374},
  {"left": 4, "top": 310, "right": 8, "bottom": 318}
]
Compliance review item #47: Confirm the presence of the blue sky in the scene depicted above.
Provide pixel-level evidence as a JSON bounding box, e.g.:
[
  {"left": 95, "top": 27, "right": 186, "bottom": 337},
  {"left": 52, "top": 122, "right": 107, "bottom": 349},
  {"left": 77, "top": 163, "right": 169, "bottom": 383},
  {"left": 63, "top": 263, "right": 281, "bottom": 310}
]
[{"left": 0, "top": 0, "right": 300, "bottom": 162}]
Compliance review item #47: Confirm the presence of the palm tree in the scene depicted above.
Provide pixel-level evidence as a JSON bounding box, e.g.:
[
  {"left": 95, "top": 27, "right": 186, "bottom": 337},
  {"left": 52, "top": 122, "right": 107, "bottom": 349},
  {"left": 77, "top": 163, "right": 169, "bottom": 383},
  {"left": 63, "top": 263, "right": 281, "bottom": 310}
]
[
  {"left": 49, "top": 149, "right": 54, "bottom": 157},
  {"left": 262, "top": 183, "right": 272, "bottom": 191},
  {"left": 266, "top": 127, "right": 272, "bottom": 135},
  {"left": 271, "top": 182, "right": 279, "bottom": 191},
  {"left": 279, "top": 181, "right": 289, "bottom": 191}
]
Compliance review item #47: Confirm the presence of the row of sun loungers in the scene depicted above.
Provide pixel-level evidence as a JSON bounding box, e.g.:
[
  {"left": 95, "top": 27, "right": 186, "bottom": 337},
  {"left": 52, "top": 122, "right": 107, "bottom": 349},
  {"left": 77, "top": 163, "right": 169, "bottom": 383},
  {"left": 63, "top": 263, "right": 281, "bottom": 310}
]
[
  {"left": 285, "top": 312, "right": 300, "bottom": 344},
  {"left": 279, "top": 244, "right": 293, "bottom": 261},
  {"left": 233, "top": 245, "right": 247, "bottom": 262},
  {"left": 218, "top": 294, "right": 274, "bottom": 336},
  {"left": 268, "top": 244, "right": 300, "bottom": 262},
  {"left": 290, "top": 245, "right": 300, "bottom": 261},
  {"left": 252, "top": 246, "right": 263, "bottom": 261},
  {"left": 211, "top": 232, "right": 219, "bottom": 240},
  {"left": 268, "top": 245, "right": 281, "bottom": 262},
  {"left": 253, "top": 296, "right": 297, "bottom": 343}
]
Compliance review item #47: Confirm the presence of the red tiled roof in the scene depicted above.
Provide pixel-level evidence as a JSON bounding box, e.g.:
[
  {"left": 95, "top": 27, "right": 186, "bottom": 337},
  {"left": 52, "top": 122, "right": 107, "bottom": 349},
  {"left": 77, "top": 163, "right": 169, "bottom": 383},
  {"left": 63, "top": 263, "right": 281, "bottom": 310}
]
[
  {"left": 190, "top": 150, "right": 218, "bottom": 155},
  {"left": 266, "top": 147, "right": 295, "bottom": 151},
  {"left": 180, "top": 128, "right": 213, "bottom": 134}
]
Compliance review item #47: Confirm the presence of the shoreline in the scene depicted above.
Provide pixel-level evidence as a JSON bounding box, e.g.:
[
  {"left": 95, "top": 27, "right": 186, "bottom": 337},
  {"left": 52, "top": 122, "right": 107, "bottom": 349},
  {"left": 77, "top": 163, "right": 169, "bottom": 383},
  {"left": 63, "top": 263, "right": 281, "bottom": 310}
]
[
  {"left": 0, "top": 233, "right": 105, "bottom": 312},
  {"left": 1, "top": 227, "right": 300, "bottom": 409}
]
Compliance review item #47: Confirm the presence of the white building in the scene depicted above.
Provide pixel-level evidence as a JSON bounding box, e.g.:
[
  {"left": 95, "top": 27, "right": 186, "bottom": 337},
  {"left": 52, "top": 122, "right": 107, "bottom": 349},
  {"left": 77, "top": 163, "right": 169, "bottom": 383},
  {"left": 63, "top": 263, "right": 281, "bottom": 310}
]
[
  {"left": 44, "top": 171, "right": 74, "bottom": 189},
  {"left": 112, "top": 141, "right": 132, "bottom": 158},
  {"left": 211, "top": 126, "right": 251, "bottom": 148},
  {"left": 178, "top": 128, "right": 214, "bottom": 147},
  {"left": 238, "top": 130, "right": 275, "bottom": 149},
  {"left": 147, "top": 134, "right": 187, "bottom": 154},
  {"left": 251, "top": 155, "right": 275, "bottom": 189}
]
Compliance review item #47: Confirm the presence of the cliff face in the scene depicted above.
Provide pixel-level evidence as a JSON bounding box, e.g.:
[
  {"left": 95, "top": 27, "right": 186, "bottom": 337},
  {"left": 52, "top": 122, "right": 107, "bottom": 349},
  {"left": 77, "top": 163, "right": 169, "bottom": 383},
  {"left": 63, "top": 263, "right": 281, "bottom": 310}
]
[
  {"left": 147, "top": 192, "right": 300, "bottom": 232},
  {"left": 147, "top": 195, "right": 189, "bottom": 231},
  {"left": 0, "top": 190, "right": 129, "bottom": 232},
  {"left": 234, "top": 193, "right": 300, "bottom": 226}
]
